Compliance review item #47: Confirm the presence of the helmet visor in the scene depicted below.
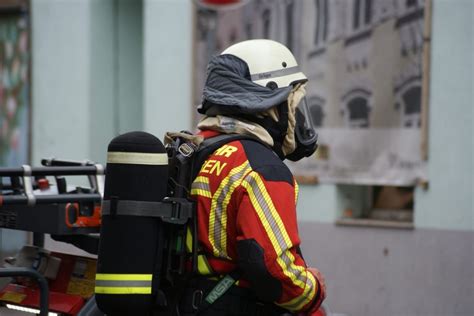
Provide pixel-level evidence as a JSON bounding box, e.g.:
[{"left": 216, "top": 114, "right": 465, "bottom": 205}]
[{"left": 295, "top": 97, "right": 318, "bottom": 146}]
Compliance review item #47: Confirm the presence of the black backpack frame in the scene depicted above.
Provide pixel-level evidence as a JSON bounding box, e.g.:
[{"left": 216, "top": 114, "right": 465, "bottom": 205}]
[{"left": 153, "top": 133, "right": 262, "bottom": 315}]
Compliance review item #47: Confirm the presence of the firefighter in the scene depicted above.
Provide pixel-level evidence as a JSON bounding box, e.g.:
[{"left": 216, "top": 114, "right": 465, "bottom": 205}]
[{"left": 182, "top": 39, "right": 326, "bottom": 316}]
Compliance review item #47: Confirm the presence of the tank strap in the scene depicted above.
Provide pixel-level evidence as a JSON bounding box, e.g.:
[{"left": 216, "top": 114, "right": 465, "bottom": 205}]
[{"left": 101, "top": 198, "right": 193, "bottom": 224}]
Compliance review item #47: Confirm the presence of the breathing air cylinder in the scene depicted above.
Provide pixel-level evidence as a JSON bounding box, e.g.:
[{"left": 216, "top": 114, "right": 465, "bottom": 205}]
[{"left": 95, "top": 131, "right": 169, "bottom": 315}]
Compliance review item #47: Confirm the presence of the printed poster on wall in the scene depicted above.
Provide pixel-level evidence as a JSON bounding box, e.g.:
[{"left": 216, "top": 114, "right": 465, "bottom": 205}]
[{"left": 193, "top": 0, "right": 427, "bottom": 186}]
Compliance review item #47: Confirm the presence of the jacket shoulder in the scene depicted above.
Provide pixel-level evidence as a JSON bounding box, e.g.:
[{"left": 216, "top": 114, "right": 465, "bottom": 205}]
[{"left": 239, "top": 139, "right": 293, "bottom": 185}]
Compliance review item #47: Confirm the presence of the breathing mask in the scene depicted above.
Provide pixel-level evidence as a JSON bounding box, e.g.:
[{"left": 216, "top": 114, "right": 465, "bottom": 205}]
[{"left": 286, "top": 97, "right": 318, "bottom": 161}]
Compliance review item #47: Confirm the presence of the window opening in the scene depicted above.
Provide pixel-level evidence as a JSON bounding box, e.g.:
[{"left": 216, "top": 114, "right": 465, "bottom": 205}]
[
  {"left": 338, "top": 185, "right": 415, "bottom": 228},
  {"left": 347, "top": 97, "right": 370, "bottom": 128},
  {"left": 262, "top": 9, "right": 271, "bottom": 38},
  {"left": 309, "top": 96, "right": 325, "bottom": 127},
  {"left": 286, "top": 0, "right": 294, "bottom": 51},
  {"left": 314, "top": 0, "right": 328, "bottom": 46},
  {"left": 353, "top": 0, "right": 360, "bottom": 30}
]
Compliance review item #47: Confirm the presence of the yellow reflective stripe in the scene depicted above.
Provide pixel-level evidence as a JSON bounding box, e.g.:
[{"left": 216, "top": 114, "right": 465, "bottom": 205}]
[
  {"left": 95, "top": 274, "right": 153, "bottom": 295},
  {"left": 95, "top": 286, "right": 152, "bottom": 294},
  {"left": 242, "top": 171, "right": 315, "bottom": 300},
  {"left": 277, "top": 271, "right": 317, "bottom": 311},
  {"left": 191, "top": 176, "right": 212, "bottom": 198},
  {"left": 281, "top": 250, "right": 318, "bottom": 295},
  {"left": 185, "top": 226, "right": 214, "bottom": 275},
  {"left": 294, "top": 179, "right": 299, "bottom": 204},
  {"left": 217, "top": 162, "right": 251, "bottom": 257},
  {"left": 242, "top": 171, "right": 292, "bottom": 255},
  {"left": 185, "top": 227, "right": 193, "bottom": 253},
  {"left": 191, "top": 188, "right": 212, "bottom": 198},
  {"left": 197, "top": 254, "right": 214, "bottom": 275},
  {"left": 95, "top": 274, "right": 152, "bottom": 281},
  {"left": 209, "top": 161, "right": 251, "bottom": 259},
  {"left": 194, "top": 176, "right": 210, "bottom": 184},
  {"left": 96, "top": 280, "right": 151, "bottom": 288},
  {"left": 276, "top": 253, "right": 306, "bottom": 289},
  {"left": 107, "top": 152, "right": 168, "bottom": 165}
]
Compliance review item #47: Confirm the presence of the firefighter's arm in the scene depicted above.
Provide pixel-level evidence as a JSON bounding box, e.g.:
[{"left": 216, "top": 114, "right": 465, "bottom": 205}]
[{"left": 235, "top": 169, "right": 325, "bottom": 313}]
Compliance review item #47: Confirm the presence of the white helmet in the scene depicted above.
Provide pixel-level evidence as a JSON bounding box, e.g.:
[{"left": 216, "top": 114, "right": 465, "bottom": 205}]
[{"left": 222, "top": 39, "right": 307, "bottom": 89}]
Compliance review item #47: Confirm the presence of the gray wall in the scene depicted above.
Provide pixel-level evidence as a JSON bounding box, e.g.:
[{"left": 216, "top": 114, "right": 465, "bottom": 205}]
[
  {"left": 32, "top": 0, "right": 92, "bottom": 162},
  {"left": 31, "top": 0, "right": 143, "bottom": 165},
  {"left": 143, "top": 0, "right": 193, "bottom": 138},
  {"left": 413, "top": 0, "right": 473, "bottom": 231},
  {"left": 300, "top": 222, "right": 474, "bottom": 316}
]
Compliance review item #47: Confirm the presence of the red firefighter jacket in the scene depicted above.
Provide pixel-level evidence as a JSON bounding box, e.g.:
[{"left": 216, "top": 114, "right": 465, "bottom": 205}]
[{"left": 190, "top": 131, "right": 322, "bottom": 313}]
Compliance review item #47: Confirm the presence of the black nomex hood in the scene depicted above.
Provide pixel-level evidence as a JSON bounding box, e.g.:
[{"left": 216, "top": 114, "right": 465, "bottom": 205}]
[{"left": 198, "top": 54, "right": 293, "bottom": 115}]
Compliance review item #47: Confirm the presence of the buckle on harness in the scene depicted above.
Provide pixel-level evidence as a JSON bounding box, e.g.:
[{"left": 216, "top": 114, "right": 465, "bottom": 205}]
[
  {"left": 178, "top": 143, "right": 197, "bottom": 157},
  {"left": 192, "top": 289, "right": 203, "bottom": 310}
]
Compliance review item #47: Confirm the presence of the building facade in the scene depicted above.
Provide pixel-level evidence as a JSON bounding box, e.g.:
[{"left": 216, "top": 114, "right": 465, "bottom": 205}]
[{"left": 0, "top": 1, "right": 472, "bottom": 315}]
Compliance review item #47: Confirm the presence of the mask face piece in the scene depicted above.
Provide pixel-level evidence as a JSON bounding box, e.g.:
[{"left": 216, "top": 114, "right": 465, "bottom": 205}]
[
  {"left": 294, "top": 97, "right": 317, "bottom": 146},
  {"left": 286, "top": 97, "right": 318, "bottom": 161}
]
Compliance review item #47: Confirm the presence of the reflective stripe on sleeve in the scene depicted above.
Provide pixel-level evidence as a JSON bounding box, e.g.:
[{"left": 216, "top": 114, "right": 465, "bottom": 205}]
[
  {"left": 209, "top": 161, "right": 251, "bottom": 259},
  {"left": 191, "top": 176, "right": 212, "bottom": 198},
  {"left": 107, "top": 152, "right": 168, "bottom": 165},
  {"left": 241, "top": 171, "right": 293, "bottom": 255},
  {"left": 294, "top": 179, "right": 299, "bottom": 205},
  {"left": 277, "top": 271, "right": 317, "bottom": 311},
  {"left": 242, "top": 171, "right": 317, "bottom": 310}
]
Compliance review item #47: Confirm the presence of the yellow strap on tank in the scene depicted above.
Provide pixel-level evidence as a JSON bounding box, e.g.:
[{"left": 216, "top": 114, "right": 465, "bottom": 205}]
[
  {"left": 96, "top": 274, "right": 153, "bottom": 281},
  {"left": 95, "top": 274, "right": 152, "bottom": 295},
  {"left": 95, "top": 286, "right": 152, "bottom": 294}
]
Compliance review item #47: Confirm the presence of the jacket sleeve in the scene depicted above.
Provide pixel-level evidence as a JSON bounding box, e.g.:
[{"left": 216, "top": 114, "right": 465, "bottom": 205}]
[{"left": 235, "top": 168, "right": 323, "bottom": 313}]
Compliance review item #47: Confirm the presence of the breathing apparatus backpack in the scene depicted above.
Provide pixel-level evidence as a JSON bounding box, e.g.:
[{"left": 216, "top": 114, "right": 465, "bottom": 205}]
[{"left": 95, "top": 131, "right": 254, "bottom": 316}]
